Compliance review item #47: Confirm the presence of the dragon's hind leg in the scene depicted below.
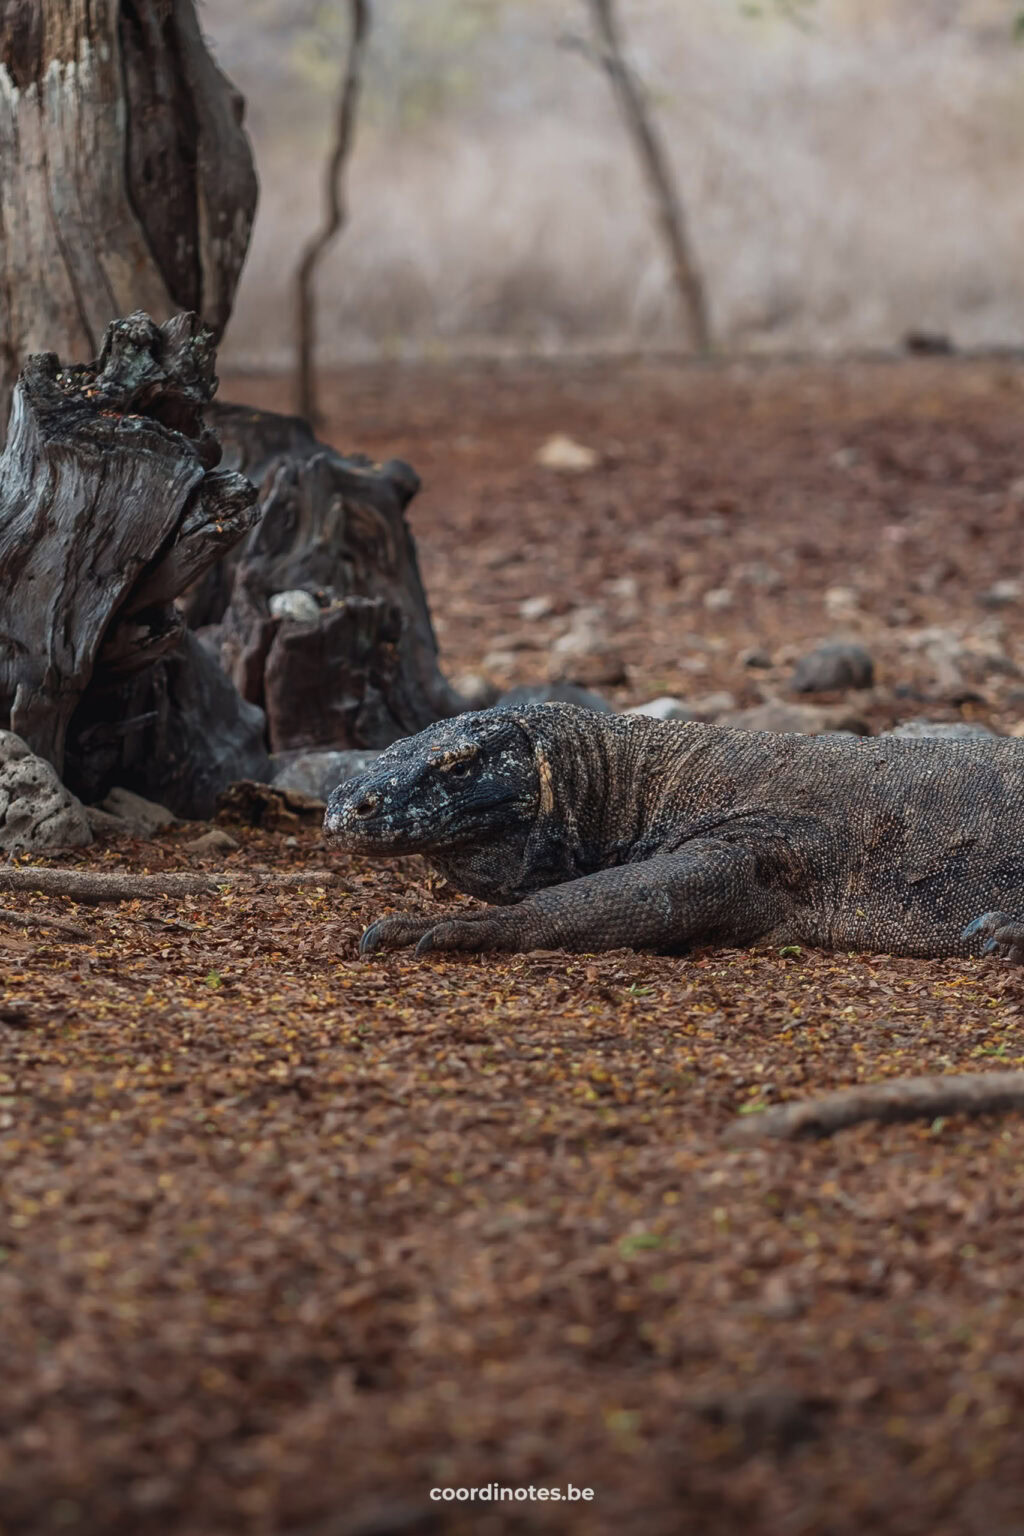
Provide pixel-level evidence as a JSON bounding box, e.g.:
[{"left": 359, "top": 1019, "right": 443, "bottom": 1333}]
[{"left": 962, "top": 911, "right": 1024, "bottom": 963}]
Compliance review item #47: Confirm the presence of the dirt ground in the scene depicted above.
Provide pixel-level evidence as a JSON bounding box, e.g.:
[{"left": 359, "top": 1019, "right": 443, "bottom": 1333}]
[{"left": 4, "top": 357, "right": 1024, "bottom": 1536}]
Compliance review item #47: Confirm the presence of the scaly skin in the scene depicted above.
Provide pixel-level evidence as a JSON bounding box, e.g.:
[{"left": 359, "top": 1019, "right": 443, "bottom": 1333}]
[{"left": 323, "top": 703, "right": 1024, "bottom": 961}]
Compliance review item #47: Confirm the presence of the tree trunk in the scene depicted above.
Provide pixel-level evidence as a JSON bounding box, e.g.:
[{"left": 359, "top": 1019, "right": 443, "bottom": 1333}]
[
  {"left": 584, "top": 0, "right": 712, "bottom": 356},
  {"left": 200, "top": 404, "right": 465, "bottom": 755},
  {"left": 0, "top": 311, "right": 270, "bottom": 819},
  {"left": 0, "top": 312, "right": 462, "bottom": 815},
  {"left": 0, "top": 0, "right": 257, "bottom": 444}
]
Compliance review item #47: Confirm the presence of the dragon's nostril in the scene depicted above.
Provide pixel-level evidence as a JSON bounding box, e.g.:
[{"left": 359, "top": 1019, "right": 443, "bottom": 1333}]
[{"left": 353, "top": 794, "right": 379, "bottom": 820}]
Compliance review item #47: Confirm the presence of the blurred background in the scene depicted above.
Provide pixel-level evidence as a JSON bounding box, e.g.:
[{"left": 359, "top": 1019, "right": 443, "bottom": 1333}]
[{"left": 204, "top": 0, "right": 1024, "bottom": 369}]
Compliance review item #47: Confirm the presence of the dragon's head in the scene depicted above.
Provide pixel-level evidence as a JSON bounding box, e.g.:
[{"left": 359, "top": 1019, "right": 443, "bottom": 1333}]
[{"left": 324, "top": 707, "right": 544, "bottom": 866}]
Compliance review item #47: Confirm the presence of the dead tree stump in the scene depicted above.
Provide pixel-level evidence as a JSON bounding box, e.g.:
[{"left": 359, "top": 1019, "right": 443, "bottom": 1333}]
[
  {"left": 0, "top": 310, "right": 270, "bottom": 817},
  {"left": 197, "top": 403, "right": 464, "bottom": 755},
  {"left": 0, "top": 0, "right": 257, "bottom": 443}
]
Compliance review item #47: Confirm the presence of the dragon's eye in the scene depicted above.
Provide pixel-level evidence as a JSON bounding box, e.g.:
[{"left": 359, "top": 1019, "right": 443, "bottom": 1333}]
[{"left": 446, "top": 757, "right": 473, "bottom": 778}]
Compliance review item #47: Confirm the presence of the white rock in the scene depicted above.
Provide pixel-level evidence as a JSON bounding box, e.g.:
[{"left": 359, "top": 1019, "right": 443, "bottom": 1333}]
[
  {"left": 703, "top": 587, "right": 734, "bottom": 612},
  {"left": 626, "top": 696, "right": 694, "bottom": 722},
  {"left": 269, "top": 589, "right": 321, "bottom": 625},
  {"left": 519, "top": 595, "right": 555, "bottom": 622},
  {"left": 535, "top": 434, "right": 598, "bottom": 472},
  {"left": 824, "top": 586, "right": 859, "bottom": 616},
  {"left": 0, "top": 732, "right": 91, "bottom": 851}
]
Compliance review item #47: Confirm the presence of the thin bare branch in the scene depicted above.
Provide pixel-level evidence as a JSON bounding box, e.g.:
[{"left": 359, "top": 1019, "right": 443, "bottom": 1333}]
[
  {"left": 294, "top": 0, "right": 372, "bottom": 423},
  {"left": 583, "top": 0, "right": 711, "bottom": 355},
  {"left": 725, "top": 1071, "right": 1024, "bottom": 1143},
  {"left": 0, "top": 869, "right": 345, "bottom": 904},
  {"left": 0, "top": 907, "right": 91, "bottom": 941}
]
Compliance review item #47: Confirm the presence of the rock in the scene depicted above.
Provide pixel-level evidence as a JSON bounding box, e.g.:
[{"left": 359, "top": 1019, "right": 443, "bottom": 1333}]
[
  {"left": 0, "top": 732, "right": 92, "bottom": 851},
  {"left": 99, "top": 786, "right": 175, "bottom": 836},
  {"left": 720, "top": 701, "right": 869, "bottom": 736},
  {"left": 881, "top": 719, "right": 997, "bottom": 741},
  {"left": 903, "top": 626, "right": 966, "bottom": 691},
  {"left": 268, "top": 589, "right": 321, "bottom": 625},
  {"left": 740, "top": 647, "right": 773, "bottom": 669},
  {"left": 555, "top": 650, "right": 627, "bottom": 688},
  {"left": 84, "top": 805, "right": 133, "bottom": 839},
  {"left": 184, "top": 828, "right": 239, "bottom": 855},
  {"left": 519, "top": 595, "right": 555, "bottom": 622},
  {"left": 703, "top": 587, "right": 734, "bottom": 612},
  {"left": 272, "top": 749, "right": 382, "bottom": 802},
  {"left": 626, "top": 697, "right": 695, "bottom": 722},
  {"left": 552, "top": 607, "right": 605, "bottom": 658},
  {"left": 824, "top": 586, "right": 859, "bottom": 617},
  {"left": 734, "top": 561, "right": 783, "bottom": 594},
  {"left": 903, "top": 329, "right": 953, "bottom": 355},
  {"left": 790, "top": 641, "right": 874, "bottom": 693},
  {"left": 690, "top": 691, "right": 738, "bottom": 720},
  {"left": 451, "top": 673, "right": 500, "bottom": 710},
  {"left": 535, "top": 434, "right": 598, "bottom": 472},
  {"left": 481, "top": 649, "right": 519, "bottom": 673},
  {"left": 499, "top": 683, "right": 613, "bottom": 714},
  {"left": 976, "top": 580, "right": 1023, "bottom": 610}
]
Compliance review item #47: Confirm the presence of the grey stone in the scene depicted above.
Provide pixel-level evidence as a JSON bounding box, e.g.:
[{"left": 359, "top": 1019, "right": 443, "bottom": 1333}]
[
  {"left": 272, "top": 748, "right": 382, "bottom": 802},
  {"left": 690, "top": 691, "right": 738, "bottom": 720},
  {"left": 703, "top": 587, "right": 734, "bottom": 612},
  {"left": 740, "top": 647, "right": 774, "bottom": 669},
  {"left": 100, "top": 786, "right": 176, "bottom": 836},
  {"left": 452, "top": 673, "right": 500, "bottom": 710},
  {"left": 84, "top": 805, "right": 133, "bottom": 839},
  {"left": 720, "top": 701, "right": 870, "bottom": 736},
  {"left": 499, "top": 682, "right": 613, "bottom": 714},
  {"left": 976, "top": 580, "right": 1023, "bottom": 610},
  {"left": 626, "top": 696, "right": 695, "bottom": 722},
  {"left": 791, "top": 642, "right": 874, "bottom": 693},
  {"left": 0, "top": 732, "right": 92, "bottom": 850},
  {"left": 882, "top": 719, "right": 997, "bottom": 741},
  {"left": 519, "top": 595, "right": 555, "bottom": 622}
]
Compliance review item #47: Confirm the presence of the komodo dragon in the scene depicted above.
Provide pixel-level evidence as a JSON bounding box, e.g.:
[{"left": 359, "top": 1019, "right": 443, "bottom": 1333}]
[{"left": 324, "top": 703, "right": 1024, "bottom": 962}]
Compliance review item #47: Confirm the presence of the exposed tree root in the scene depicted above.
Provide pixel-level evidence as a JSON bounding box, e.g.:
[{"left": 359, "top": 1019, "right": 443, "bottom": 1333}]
[
  {"left": 726, "top": 1070, "right": 1024, "bottom": 1142},
  {"left": 0, "top": 907, "right": 91, "bottom": 940},
  {"left": 0, "top": 868, "right": 343, "bottom": 904}
]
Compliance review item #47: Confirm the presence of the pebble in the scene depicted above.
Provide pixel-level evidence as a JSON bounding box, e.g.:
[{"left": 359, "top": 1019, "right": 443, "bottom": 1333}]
[
  {"left": 720, "top": 700, "right": 869, "bottom": 736},
  {"left": 790, "top": 641, "right": 874, "bottom": 693},
  {"left": 703, "top": 587, "right": 734, "bottom": 612},
  {"left": 625, "top": 697, "right": 695, "bottom": 722},
  {"left": 881, "top": 720, "right": 997, "bottom": 741}
]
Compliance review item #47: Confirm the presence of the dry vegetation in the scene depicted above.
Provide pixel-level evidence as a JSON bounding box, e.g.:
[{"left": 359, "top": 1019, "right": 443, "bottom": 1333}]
[{"left": 3, "top": 357, "right": 1024, "bottom": 1535}]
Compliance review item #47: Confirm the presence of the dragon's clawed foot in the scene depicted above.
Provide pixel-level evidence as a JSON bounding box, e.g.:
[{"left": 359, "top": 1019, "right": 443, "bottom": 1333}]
[
  {"left": 962, "top": 911, "right": 1024, "bottom": 964},
  {"left": 359, "top": 909, "right": 513, "bottom": 958}
]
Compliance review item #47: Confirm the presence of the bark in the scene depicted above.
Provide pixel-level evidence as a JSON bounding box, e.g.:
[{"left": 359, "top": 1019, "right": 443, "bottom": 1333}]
[
  {"left": 0, "top": 0, "right": 257, "bottom": 442},
  {"left": 0, "top": 310, "right": 270, "bottom": 819},
  {"left": 725, "top": 1071, "right": 1024, "bottom": 1142},
  {"left": 199, "top": 404, "right": 464, "bottom": 755}
]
